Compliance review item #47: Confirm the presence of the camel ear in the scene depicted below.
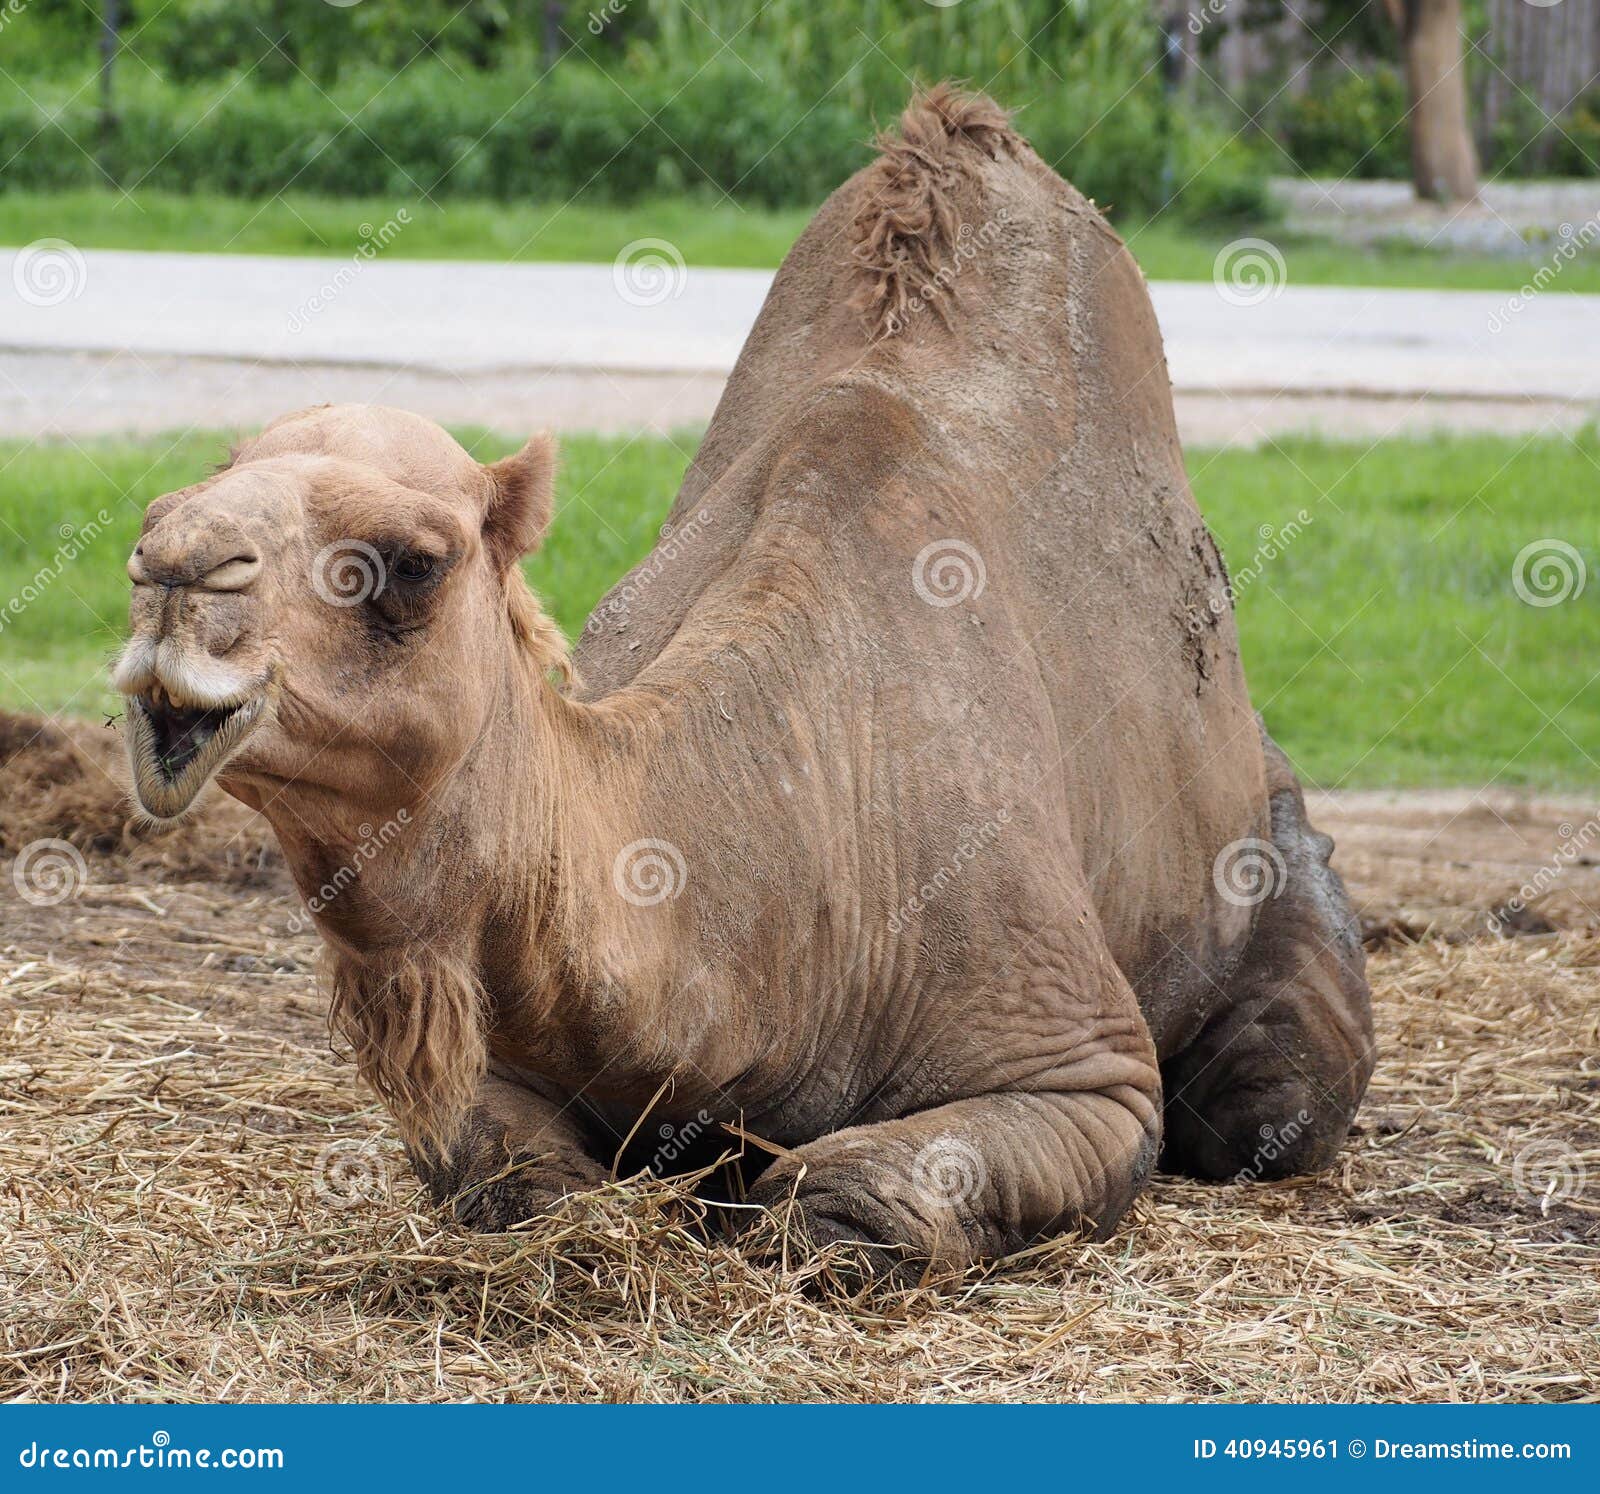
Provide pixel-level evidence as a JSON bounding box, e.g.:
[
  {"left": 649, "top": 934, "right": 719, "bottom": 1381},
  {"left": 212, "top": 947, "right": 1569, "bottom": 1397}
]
[{"left": 483, "top": 433, "right": 557, "bottom": 570}]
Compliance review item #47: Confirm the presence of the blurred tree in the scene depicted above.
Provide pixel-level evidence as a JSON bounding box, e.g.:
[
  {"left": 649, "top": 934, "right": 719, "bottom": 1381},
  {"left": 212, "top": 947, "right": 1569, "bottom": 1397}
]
[
  {"left": 1225, "top": 1, "right": 1478, "bottom": 201},
  {"left": 96, "top": 0, "right": 121, "bottom": 174},
  {"left": 1380, "top": 0, "right": 1479, "bottom": 201}
]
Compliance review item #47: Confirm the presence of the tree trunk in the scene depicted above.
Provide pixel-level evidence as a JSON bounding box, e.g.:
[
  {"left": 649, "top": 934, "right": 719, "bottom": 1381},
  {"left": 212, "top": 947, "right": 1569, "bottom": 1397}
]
[
  {"left": 1388, "top": 0, "right": 1480, "bottom": 203},
  {"left": 96, "top": 0, "right": 121, "bottom": 180}
]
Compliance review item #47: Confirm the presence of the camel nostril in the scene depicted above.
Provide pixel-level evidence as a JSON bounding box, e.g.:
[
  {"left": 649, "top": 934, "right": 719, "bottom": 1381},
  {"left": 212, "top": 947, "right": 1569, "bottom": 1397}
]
[{"left": 197, "top": 554, "right": 263, "bottom": 593}]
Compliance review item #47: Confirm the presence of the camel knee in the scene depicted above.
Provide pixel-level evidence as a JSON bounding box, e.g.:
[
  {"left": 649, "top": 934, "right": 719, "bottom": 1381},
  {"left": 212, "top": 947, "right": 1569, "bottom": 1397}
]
[
  {"left": 407, "top": 1078, "right": 607, "bottom": 1232},
  {"left": 748, "top": 1081, "right": 1161, "bottom": 1280},
  {"left": 1162, "top": 1057, "right": 1354, "bottom": 1182}
]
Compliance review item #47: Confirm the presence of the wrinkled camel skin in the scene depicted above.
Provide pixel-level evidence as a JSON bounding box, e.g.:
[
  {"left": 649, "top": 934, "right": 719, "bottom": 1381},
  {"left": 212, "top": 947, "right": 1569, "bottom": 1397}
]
[{"left": 115, "top": 87, "right": 1374, "bottom": 1279}]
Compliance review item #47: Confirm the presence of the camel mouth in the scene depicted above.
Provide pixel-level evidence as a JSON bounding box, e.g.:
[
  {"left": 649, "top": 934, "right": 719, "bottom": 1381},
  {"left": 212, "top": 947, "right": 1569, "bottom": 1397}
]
[{"left": 126, "top": 681, "right": 269, "bottom": 820}]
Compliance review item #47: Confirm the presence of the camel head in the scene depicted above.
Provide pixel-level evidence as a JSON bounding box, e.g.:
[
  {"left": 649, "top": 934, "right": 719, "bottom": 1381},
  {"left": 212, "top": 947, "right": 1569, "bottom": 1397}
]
[{"left": 113, "top": 404, "right": 564, "bottom": 825}]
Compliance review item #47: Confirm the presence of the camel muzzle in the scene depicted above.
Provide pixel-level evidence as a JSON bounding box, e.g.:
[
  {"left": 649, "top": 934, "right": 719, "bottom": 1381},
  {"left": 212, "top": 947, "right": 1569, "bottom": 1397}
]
[{"left": 113, "top": 640, "right": 273, "bottom": 820}]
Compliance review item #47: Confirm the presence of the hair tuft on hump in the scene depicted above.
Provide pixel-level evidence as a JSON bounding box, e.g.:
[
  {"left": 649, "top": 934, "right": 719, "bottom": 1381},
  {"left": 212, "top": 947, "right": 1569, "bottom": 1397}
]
[{"left": 848, "top": 83, "right": 1023, "bottom": 340}]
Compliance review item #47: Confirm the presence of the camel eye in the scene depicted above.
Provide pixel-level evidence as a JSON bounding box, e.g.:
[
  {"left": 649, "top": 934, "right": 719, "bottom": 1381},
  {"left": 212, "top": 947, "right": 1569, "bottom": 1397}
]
[{"left": 394, "top": 552, "right": 435, "bottom": 583}]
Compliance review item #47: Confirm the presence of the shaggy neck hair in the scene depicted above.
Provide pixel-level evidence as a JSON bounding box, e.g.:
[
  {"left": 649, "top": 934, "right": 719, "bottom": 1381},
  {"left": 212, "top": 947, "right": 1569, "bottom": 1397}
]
[{"left": 317, "top": 571, "right": 591, "bottom": 1157}]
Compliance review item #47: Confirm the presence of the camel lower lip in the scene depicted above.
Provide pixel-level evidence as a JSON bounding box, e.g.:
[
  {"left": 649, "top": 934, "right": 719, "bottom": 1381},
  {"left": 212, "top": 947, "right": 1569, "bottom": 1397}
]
[{"left": 127, "top": 686, "right": 268, "bottom": 819}]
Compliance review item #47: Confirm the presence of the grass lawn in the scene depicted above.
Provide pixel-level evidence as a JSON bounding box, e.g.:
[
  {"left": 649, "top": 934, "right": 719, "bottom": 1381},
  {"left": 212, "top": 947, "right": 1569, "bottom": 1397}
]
[
  {"left": 1, "top": 428, "right": 1595, "bottom": 789},
  {"left": 4, "top": 189, "right": 1599, "bottom": 295}
]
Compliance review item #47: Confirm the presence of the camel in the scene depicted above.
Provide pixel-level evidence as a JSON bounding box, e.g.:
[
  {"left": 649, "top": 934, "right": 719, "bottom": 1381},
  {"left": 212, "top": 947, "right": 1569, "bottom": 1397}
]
[{"left": 113, "top": 86, "right": 1374, "bottom": 1278}]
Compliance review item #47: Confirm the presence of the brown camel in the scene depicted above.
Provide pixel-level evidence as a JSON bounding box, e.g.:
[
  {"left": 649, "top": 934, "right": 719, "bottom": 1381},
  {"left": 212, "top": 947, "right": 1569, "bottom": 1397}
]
[{"left": 114, "top": 86, "right": 1374, "bottom": 1279}]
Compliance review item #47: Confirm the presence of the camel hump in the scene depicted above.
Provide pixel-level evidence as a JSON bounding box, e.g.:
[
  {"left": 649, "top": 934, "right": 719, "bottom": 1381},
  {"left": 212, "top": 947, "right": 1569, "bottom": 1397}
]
[{"left": 848, "top": 82, "right": 1025, "bottom": 340}]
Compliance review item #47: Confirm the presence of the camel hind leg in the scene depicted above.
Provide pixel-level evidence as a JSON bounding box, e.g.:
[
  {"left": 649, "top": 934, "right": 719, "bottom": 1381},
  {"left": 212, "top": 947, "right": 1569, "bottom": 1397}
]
[{"left": 1160, "top": 738, "right": 1375, "bottom": 1181}]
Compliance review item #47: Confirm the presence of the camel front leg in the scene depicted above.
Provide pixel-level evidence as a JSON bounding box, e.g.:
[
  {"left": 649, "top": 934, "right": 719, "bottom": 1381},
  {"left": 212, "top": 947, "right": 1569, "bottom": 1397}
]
[
  {"left": 410, "top": 1072, "right": 608, "bottom": 1231},
  {"left": 747, "top": 976, "right": 1162, "bottom": 1280}
]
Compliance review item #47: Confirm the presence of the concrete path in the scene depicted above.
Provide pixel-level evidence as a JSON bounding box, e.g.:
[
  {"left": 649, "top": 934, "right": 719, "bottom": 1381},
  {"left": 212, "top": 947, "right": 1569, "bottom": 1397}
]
[{"left": 3, "top": 247, "right": 1596, "bottom": 444}]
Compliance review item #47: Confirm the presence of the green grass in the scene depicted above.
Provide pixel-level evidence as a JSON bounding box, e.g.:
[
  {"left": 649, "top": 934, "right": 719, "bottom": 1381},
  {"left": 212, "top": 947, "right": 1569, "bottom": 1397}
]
[
  {"left": 0, "top": 191, "right": 812, "bottom": 272},
  {"left": 5, "top": 190, "right": 1600, "bottom": 293},
  {"left": 1123, "top": 219, "right": 1600, "bottom": 296},
  {"left": 1, "top": 429, "right": 1596, "bottom": 789}
]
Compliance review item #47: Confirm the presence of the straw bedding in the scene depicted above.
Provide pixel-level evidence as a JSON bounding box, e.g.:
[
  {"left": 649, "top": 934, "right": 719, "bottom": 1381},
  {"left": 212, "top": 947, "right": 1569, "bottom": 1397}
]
[{"left": 2, "top": 715, "right": 1595, "bottom": 1402}]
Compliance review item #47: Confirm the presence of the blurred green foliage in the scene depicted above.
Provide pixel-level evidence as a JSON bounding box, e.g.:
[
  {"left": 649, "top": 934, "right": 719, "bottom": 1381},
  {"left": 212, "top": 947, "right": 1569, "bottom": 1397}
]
[{"left": 0, "top": 0, "right": 1271, "bottom": 224}]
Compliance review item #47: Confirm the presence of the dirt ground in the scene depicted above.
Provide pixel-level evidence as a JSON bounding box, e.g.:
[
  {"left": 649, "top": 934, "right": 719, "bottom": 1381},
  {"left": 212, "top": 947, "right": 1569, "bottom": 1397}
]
[{"left": 1, "top": 715, "right": 1595, "bottom": 1402}]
